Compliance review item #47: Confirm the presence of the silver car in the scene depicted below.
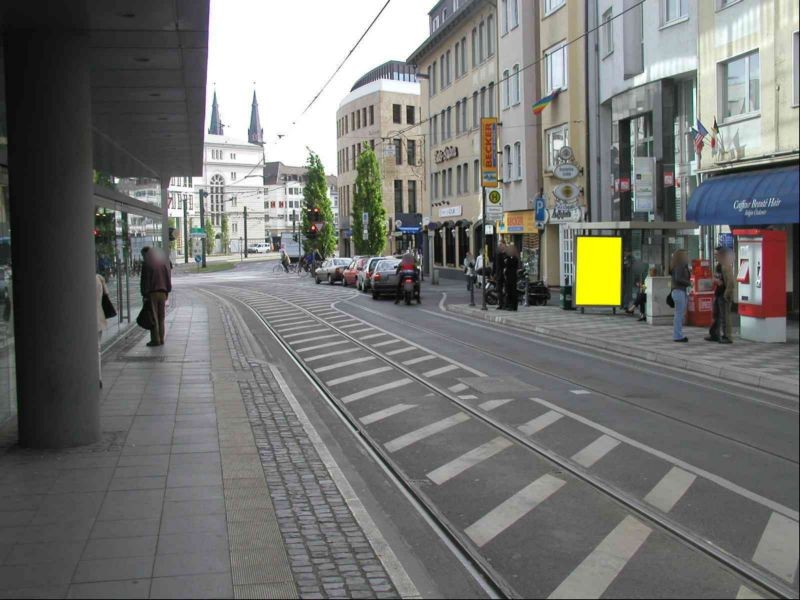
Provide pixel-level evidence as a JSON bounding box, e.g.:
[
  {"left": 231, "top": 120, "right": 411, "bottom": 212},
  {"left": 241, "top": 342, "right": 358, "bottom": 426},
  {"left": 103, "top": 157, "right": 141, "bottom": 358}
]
[
  {"left": 358, "top": 256, "right": 389, "bottom": 292},
  {"left": 370, "top": 259, "right": 403, "bottom": 299},
  {"left": 314, "top": 258, "right": 351, "bottom": 285}
]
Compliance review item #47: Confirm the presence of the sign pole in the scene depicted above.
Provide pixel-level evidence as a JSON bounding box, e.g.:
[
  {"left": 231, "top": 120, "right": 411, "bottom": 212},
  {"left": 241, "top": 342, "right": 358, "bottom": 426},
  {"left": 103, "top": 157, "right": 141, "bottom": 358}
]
[
  {"left": 243, "top": 205, "right": 249, "bottom": 259},
  {"left": 199, "top": 190, "right": 207, "bottom": 268},
  {"left": 481, "top": 186, "right": 487, "bottom": 311},
  {"left": 183, "top": 195, "right": 189, "bottom": 264}
]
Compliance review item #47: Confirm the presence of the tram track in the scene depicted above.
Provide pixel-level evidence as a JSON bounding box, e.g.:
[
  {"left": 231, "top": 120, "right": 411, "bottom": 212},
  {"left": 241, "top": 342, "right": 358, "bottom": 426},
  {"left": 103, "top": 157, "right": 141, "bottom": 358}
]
[{"left": 211, "top": 283, "right": 795, "bottom": 599}]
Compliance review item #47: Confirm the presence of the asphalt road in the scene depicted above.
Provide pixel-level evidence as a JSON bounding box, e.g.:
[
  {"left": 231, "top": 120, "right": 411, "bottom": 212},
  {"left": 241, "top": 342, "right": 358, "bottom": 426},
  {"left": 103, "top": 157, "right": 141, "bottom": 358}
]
[{"left": 176, "top": 259, "right": 799, "bottom": 599}]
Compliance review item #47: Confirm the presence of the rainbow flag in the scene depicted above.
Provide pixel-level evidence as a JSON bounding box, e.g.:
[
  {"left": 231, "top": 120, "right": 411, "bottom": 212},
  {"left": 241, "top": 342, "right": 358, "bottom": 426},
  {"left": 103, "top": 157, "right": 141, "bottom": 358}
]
[{"left": 532, "top": 89, "right": 561, "bottom": 115}]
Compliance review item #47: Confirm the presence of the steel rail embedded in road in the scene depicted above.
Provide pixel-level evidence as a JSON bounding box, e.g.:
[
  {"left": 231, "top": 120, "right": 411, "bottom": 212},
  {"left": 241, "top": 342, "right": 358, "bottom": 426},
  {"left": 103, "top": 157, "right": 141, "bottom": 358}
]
[{"left": 213, "top": 284, "right": 794, "bottom": 600}]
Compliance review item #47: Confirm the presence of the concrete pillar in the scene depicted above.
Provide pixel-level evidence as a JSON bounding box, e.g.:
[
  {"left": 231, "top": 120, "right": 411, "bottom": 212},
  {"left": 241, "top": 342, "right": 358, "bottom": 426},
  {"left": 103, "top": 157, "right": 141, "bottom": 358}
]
[
  {"left": 5, "top": 31, "right": 100, "bottom": 448},
  {"left": 161, "top": 180, "right": 170, "bottom": 257}
]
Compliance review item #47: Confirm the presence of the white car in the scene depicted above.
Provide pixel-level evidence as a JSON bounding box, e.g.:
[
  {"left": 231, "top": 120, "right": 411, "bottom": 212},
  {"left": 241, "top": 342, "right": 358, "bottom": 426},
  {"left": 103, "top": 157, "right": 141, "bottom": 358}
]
[{"left": 247, "top": 242, "right": 271, "bottom": 254}]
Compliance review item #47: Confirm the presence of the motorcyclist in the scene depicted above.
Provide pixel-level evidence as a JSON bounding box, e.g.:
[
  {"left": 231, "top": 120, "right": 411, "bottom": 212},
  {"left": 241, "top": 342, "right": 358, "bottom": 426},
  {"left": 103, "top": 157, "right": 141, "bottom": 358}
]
[{"left": 395, "top": 250, "right": 419, "bottom": 304}]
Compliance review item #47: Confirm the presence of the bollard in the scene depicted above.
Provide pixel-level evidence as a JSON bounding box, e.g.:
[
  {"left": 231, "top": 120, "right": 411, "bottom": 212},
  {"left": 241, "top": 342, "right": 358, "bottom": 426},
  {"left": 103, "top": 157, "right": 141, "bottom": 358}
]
[{"left": 432, "top": 269, "right": 440, "bottom": 285}]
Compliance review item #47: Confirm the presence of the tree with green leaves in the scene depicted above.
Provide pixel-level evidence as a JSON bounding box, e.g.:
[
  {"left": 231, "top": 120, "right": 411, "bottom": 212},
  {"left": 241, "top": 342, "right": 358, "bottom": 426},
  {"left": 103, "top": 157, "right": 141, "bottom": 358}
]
[
  {"left": 301, "top": 151, "right": 337, "bottom": 258},
  {"left": 220, "top": 215, "right": 230, "bottom": 255},
  {"left": 204, "top": 219, "right": 216, "bottom": 256},
  {"left": 352, "top": 147, "right": 387, "bottom": 256}
]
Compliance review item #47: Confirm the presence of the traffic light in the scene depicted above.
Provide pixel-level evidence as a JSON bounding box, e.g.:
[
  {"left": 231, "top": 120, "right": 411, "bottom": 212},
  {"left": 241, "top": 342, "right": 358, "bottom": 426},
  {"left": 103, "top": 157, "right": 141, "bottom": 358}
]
[
  {"left": 309, "top": 223, "right": 318, "bottom": 238},
  {"left": 168, "top": 227, "right": 176, "bottom": 242}
]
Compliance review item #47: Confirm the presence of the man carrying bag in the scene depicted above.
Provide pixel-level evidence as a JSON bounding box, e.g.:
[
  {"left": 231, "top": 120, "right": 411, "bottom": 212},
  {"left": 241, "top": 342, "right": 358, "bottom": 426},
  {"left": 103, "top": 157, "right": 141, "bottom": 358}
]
[{"left": 139, "top": 247, "right": 172, "bottom": 346}]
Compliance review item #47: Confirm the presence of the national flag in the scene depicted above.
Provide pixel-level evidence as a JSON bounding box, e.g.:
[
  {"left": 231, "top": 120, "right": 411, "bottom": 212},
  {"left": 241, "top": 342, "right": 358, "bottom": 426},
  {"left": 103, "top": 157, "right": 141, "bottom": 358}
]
[
  {"left": 694, "top": 119, "right": 708, "bottom": 155},
  {"left": 532, "top": 89, "right": 561, "bottom": 115},
  {"left": 710, "top": 118, "right": 718, "bottom": 154}
]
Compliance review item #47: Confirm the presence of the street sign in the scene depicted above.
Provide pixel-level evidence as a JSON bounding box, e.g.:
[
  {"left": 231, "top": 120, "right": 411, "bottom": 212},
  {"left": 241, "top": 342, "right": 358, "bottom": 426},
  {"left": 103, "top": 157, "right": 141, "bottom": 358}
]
[
  {"left": 362, "top": 212, "right": 369, "bottom": 226},
  {"left": 194, "top": 255, "right": 202, "bottom": 264},
  {"left": 553, "top": 163, "right": 580, "bottom": 180},
  {"left": 190, "top": 227, "right": 206, "bottom": 239},
  {"left": 486, "top": 189, "right": 503, "bottom": 221},
  {"left": 553, "top": 183, "right": 581, "bottom": 202},
  {"left": 480, "top": 118, "right": 498, "bottom": 188},
  {"left": 534, "top": 196, "right": 547, "bottom": 224},
  {"left": 362, "top": 227, "right": 368, "bottom": 240}
]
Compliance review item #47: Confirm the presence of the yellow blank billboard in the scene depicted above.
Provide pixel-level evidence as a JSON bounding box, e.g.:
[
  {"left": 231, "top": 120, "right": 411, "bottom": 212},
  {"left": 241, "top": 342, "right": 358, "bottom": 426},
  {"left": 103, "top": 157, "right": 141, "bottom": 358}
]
[{"left": 575, "top": 236, "right": 622, "bottom": 307}]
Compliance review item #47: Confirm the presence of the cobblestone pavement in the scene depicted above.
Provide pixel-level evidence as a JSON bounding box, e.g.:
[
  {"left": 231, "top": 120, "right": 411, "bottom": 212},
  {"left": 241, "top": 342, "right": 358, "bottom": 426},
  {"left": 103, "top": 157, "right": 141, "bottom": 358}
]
[
  {"left": 214, "top": 295, "right": 403, "bottom": 600},
  {"left": 448, "top": 303, "right": 799, "bottom": 395}
]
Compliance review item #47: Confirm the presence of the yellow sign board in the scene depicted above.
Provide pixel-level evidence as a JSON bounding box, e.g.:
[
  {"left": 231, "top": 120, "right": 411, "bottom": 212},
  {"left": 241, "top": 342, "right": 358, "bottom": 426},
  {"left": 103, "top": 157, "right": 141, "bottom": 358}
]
[
  {"left": 498, "top": 211, "right": 537, "bottom": 234},
  {"left": 575, "top": 236, "right": 622, "bottom": 307},
  {"left": 480, "top": 118, "right": 498, "bottom": 188}
]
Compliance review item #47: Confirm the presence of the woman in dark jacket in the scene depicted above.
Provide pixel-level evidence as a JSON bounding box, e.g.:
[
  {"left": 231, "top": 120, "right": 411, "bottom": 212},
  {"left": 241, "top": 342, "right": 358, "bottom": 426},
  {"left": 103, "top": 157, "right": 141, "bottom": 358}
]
[{"left": 670, "top": 249, "right": 691, "bottom": 342}]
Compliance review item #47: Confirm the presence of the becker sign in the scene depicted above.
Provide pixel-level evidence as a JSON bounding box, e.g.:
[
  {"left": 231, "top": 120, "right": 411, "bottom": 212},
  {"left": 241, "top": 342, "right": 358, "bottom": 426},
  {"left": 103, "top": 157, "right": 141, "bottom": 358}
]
[{"left": 434, "top": 146, "right": 459, "bottom": 164}]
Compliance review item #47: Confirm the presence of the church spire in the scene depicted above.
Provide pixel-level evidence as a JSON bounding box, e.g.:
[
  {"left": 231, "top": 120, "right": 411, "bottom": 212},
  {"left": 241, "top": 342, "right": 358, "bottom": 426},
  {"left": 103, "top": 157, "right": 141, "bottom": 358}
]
[
  {"left": 248, "top": 88, "right": 264, "bottom": 145},
  {"left": 208, "top": 89, "right": 224, "bottom": 136}
]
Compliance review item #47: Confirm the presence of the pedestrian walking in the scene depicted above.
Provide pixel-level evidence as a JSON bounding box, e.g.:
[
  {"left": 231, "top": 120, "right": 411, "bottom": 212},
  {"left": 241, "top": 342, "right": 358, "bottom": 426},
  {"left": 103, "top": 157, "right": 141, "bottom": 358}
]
[
  {"left": 670, "top": 249, "right": 691, "bottom": 342},
  {"left": 494, "top": 242, "right": 507, "bottom": 310},
  {"left": 706, "top": 246, "right": 735, "bottom": 344},
  {"left": 96, "top": 273, "right": 110, "bottom": 387},
  {"left": 505, "top": 245, "right": 520, "bottom": 311},
  {"left": 463, "top": 252, "right": 475, "bottom": 291},
  {"left": 141, "top": 246, "right": 172, "bottom": 347}
]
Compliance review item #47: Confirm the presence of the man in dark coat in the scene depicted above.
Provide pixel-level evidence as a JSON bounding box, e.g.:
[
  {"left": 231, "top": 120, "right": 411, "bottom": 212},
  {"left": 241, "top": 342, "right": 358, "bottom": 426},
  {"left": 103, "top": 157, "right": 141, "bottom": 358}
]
[
  {"left": 494, "top": 242, "right": 507, "bottom": 310},
  {"left": 505, "top": 245, "right": 520, "bottom": 311},
  {"left": 141, "top": 247, "right": 172, "bottom": 347}
]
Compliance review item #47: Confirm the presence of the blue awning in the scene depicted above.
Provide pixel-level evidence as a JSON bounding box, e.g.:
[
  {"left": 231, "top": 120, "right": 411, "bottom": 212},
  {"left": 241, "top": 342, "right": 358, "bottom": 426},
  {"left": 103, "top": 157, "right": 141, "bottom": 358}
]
[{"left": 687, "top": 166, "right": 799, "bottom": 225}]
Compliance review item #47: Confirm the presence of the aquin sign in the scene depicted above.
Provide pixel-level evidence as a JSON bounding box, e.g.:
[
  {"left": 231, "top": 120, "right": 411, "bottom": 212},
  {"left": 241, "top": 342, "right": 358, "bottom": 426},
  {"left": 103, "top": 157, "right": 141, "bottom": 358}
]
[{"left": 553, "top": 163, "right": 580, "bottom": 180}]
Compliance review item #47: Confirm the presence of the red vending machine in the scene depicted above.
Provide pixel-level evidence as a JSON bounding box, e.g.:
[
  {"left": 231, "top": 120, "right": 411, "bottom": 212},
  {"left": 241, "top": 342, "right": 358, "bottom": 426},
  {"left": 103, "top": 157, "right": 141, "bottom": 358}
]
[
  {"left": 732, "top": 229, "right": 787, "bottom": 342},
  {"left": 687, "top": 259, "right": 714, "bottom": 327}
]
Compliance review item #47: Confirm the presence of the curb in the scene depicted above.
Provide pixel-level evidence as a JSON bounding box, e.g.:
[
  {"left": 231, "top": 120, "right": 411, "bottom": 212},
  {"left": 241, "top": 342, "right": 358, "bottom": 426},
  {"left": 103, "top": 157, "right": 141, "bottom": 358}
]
[{"left": 446, "top": 304, "right": 798, "bottom": 397}]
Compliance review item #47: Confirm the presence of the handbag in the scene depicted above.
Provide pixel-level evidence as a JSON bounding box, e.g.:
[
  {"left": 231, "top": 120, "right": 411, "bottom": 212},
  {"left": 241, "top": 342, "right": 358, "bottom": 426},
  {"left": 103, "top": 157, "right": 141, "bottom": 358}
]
[
  {"left": 666, "top": 291, "right": 675, "bottom": 308},
  {"left": 102, "top": 293, "right": 117, "bottom": 319},
  {"left": 136, "top": 300, "right": 154, "bottom": 330}
]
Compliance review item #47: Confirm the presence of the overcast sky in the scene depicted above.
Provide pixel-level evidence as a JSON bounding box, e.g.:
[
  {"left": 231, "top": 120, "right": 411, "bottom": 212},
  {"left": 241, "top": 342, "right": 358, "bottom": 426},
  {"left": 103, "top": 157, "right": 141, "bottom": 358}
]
[{"left": 205, "top": 0, "right": 432, "bottom": 175}]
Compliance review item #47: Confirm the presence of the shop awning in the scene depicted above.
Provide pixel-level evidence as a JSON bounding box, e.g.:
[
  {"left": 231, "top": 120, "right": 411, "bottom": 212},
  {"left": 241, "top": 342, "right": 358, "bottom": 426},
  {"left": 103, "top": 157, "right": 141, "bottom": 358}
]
[{"left": 687, "top": 166, "right": 799, "bottom": 225}]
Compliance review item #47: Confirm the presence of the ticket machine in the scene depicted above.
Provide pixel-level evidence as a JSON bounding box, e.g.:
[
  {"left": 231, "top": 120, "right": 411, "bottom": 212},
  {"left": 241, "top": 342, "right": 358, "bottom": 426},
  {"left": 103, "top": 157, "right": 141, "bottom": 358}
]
[{"left": 733, "top": 229, "right": 787, "bottom": 343}]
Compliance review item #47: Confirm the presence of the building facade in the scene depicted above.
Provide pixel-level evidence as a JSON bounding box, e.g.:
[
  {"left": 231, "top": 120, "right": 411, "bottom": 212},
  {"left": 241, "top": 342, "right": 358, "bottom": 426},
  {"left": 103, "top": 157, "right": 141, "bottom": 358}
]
[
  {"left": 496, "top": 0, "right": 544, "bottom": 279},
  {"left": 336, "top": 61, "right": 423, "bottom": 257},
  {"left": 409, "top": 0, "right": 499, "bottom": 273}
]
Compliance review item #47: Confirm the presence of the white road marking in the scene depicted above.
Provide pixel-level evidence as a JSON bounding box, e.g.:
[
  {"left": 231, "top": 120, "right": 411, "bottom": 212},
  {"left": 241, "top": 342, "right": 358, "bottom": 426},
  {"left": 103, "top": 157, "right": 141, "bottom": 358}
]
[
  {"left": 269, "top": 316, "right": 305, "bottom": 324},
  {"left": 752, "top": 512, "right": 799, "bottom": 582},
  {"left": 338, "top": 323, "right": 365, "bottom": 330},
  {"left": 643, "top": 467, "right": 696, "bottom": 513},
  {"left": 360, "top": 403, "right": 417, "bottom": 425},
  {"left": 276, "top": 323, "right": 317, "bottom": 333},
  {"left": 304, "top": 349, "right": 362, "bottom": 363},
  {"left": 528, "top": 396, "right": 799, "bottom": 521},
  {"left": 478, "top": 399, "right": 514, "bottom": 412},
  {"left": 281, "top": 329, "right": 324, "bottom": 339},
  {"left": 570, "top": 389, "right": 591, "bottom": 395},
  {"left": 736, "top": 586, "right": 764, "bottom": 599},
  {"left": 465, "top": 474, "right": 566, "bottom": 547},
  {"left": 351, "top": 328, "right": 374, "bottom": 335},
  {"left": 288, "top": 333, "right": 338, "bottom": 344},
  {"left": 386, "top": 346, "right": 417, "bottom": 356},
  {"left": 459, "top": 395, "right": 478, "bottom": 400},
  {"left": 314, "top": 356, "right": 376, "bottom": 374},
  {"left": 449, "top": 383, "right": 468, "bottom": 393},
  {"left": 549, "top": 516, "right": 652, "bottom": 599},
  {"left": 373, "top": 339, "right": 401, "bottom": 348},
  {"left": 518, "top": 411, "right": 563, "bottom": 436},
  {"left": 360, "top": 333, "right": 385, "bottom": 340},
  {"left": 326, "top": 367, "right": 393, "bottom": 387},
  {"left": 341, "top": 379, "right": 413, "bottom": 404},
  {"left": 385, "top": 413, "right": 470, "bottom": 453},
  {"left": 572, "top": 435, "right": 621, "bottom": 469},
  {"left": 424, "top": 364, "right": 460, "bottom": 378},
  {"left": 402, "top": 355, "right": 436, "bottom": 366},
  {"left": 295, "top": 340, "right": 350, "bottom": 354},
  {"left": 427, "top": 437, "right": 513, "bottom": 485}
]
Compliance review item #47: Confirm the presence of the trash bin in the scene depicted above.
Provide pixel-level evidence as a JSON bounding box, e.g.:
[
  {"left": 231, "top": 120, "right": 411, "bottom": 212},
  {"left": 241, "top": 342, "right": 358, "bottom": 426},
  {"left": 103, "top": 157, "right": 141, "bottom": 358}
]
[
  {"left": 560, "top": 279, "right": 574, "bottom": 310},
  {"left": 687, "top": 292, "right": 714, "bottom": 327}
]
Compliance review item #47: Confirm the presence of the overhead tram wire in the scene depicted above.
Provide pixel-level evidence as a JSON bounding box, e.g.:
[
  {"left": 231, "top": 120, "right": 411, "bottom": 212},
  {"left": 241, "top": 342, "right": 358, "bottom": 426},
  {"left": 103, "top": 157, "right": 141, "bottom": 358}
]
[
  {"left": 392, "top": 0, "right": 650, "bottom": 140},
  {"left": 300, "top": 0, "right": 393, "bottom": 117}
]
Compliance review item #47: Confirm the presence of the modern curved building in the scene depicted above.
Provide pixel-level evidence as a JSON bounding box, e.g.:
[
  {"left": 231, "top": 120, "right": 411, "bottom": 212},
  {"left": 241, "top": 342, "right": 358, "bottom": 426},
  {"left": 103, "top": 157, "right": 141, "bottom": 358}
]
[{"left": 336, "top": 61, "right": 424, "bottom": 257}]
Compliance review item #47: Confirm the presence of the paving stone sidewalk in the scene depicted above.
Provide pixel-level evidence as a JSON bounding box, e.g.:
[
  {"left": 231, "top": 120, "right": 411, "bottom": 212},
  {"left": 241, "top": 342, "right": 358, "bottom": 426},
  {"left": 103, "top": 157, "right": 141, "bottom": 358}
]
[
  {"left": 0, "top": 292, "right": 406, "bottom": 599},
  {"left": 448, "top": 303, "right": 799, "bottom": 396}
]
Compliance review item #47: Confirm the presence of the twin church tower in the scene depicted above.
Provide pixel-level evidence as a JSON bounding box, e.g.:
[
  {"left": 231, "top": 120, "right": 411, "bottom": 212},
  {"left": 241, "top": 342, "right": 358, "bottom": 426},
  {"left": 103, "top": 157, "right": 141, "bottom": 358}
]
[{"left": 207, "top": 88, "right": 264, "bottom": 146}]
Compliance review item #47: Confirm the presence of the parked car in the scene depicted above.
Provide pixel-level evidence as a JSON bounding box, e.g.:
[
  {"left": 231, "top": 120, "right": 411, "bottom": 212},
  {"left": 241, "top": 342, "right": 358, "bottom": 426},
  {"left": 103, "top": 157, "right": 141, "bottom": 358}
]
[
  {"left": 369, "top": 259, "right": 402, "bottom": 299},
  {"left": 343, "top": 256, "right": 367, "bottom": 287},
  {"left": 247, "top": 242, "right": 271, "bottom": 254},
  {"left": 315, "top": 258, "right": 352, "bottom": 285},
  {"left": 358, "top": 256, "right": 387, "bottom": 293}
]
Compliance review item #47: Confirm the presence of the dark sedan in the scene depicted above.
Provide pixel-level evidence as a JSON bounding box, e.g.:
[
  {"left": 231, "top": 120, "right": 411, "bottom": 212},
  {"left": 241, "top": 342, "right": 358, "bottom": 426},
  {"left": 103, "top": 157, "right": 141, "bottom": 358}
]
[{"left": 369, "top": 259, "right": 402, "bottom": 299}]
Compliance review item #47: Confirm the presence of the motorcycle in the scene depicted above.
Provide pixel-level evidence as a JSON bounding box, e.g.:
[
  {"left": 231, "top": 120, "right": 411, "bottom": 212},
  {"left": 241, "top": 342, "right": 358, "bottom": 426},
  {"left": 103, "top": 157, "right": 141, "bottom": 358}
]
[{"left": 400, "top": 270, "right": 421, "bottom": 305}]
